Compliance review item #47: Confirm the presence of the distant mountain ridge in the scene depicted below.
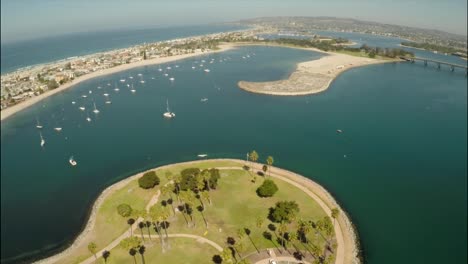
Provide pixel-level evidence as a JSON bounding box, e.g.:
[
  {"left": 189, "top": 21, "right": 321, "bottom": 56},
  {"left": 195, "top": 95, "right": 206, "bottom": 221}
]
[{"left": 237, "top": 16, "right": 467, "bottom": 51}]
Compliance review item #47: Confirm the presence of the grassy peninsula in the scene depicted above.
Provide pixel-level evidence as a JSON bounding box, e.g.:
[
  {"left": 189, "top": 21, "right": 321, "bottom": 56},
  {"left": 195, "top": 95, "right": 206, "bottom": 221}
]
[{"left": 37, "top": 155, "right": 358, "bottom": 264}]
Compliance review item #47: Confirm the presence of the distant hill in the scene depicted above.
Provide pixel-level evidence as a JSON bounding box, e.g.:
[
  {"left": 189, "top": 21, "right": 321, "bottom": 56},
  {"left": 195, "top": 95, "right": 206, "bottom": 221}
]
[{"left": 237, "top": 16, "right": 467, "bottom": 51}]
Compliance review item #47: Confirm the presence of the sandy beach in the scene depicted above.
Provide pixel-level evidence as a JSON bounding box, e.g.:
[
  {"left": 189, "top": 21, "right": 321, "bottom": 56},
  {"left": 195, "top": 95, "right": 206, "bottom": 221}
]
[
  {"left": 1, "top": 45, "right": 234, "bottom": 122},
  {"left": 238, "top": 46, "right": 393, "bottom": 96},
  {"left": 35, "top": 159, "right": 359, "bottom": 264}
]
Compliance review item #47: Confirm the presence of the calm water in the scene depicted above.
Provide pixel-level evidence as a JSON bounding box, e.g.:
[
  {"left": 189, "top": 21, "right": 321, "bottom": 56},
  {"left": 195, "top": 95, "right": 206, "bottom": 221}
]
[
  {"left": 1, "top": 45, "right": 467, "bottom": 263},
  {"left": 0, "top": 24, "right": 246, "bottom": 74}
]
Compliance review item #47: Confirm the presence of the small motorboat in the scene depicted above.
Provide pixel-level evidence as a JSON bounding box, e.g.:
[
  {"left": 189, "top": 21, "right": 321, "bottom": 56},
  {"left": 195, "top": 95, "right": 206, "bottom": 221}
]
[
  {"left": 120, "top": 79, "right": 126, "bottom": 82},
  {"left": 103, "top": 93, "right": 109, "bottom": 97},
  {"left": 204, "top": 69, "right": 210, "bottom": 73},
  {"left": 201, "top": 98, "right": 208, "bottom": 102},
  {"left": 69, "top": 156, "right": 77, "bottom": 166},
  {"left": 82, "top": 95, "right": 87, "bottom": 98},
  {"left": 105, "top": 101, "right": 112, "bottom": 104},
  {"left": 79, "top": 107, "right": 85, "bottom": 111},
  {"left": 337, "top": 129, "right": 343, "bottom": 133},
  {"left": 72, "top": 101, "right": 76, "bottom": 104},
  {"left": 54, "top": 127, "right": 62, "bottom": 132},
  {"left": 197, "top": 154, "right": 208, "bottom": 158},
  {"left": 169, "top": 77, "right": 175, "bottom": 81}
]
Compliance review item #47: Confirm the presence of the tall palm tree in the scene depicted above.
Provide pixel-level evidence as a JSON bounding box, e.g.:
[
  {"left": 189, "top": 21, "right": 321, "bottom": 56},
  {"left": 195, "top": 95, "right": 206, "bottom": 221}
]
[
  {"left": 278, "top": 223, "right": 287, "bottom": 249},
  {"left": 138, "top": 222, "right": 146, "bottom": 241},
  {"left": 197, "top": 205, "right": 208, "bottom": 228},
  {"left": 237, "top": 228, "right": 245, "bottom": 241},
  {"left": 138, "top": 245, "right": 146, "bottom": 264},
  {"left": 87, "top": 242, "right": 97, "bottom": 263},
  {"left": 102, "top": 250, "right": 110, "bottom": 263},
  {"left": 145, "top": 220, "right": 152, "bottom": 240},
  {"left": 221, "top": 247, "right": 233, "bottom": 264},
  {"left": 201, "top": 169, "right": 211, "bottom": 191},
  {"left": 266, "top": 156, "right": 274, "bottom": 177},
  {"left": 173, "top": 174, "right": 182, "bottom": 203},
  {"left": 128, "top": 248, "right": 137, "bottom": 264},
  {"left": 150, "top": 210, "right": 165, "bottom": 248},
  {"left": 201, "top": 191, "right": 212, "bottom": 205},
  {"left": 127, "top": 218, "right": 135, "bottom": 237},
  {"left": 256, "top": 217, "right": 264, "bottom": 229}
]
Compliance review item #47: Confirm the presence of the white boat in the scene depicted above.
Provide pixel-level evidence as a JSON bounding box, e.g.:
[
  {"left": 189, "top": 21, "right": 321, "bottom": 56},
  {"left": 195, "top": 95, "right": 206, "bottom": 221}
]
[
  {"left": 192, "top": 66, "right": 196, "bottom": 69},
  {"left": 204, "top": 69, "right": 210, "bottom": 73},
  {"left": 93, "top": 103, "right": 99, "bottom": 114},
  {"left": 140, "top": 80, "right": 145, "bottom": 83},
  {"left": 79, "top": 106, "right": 85, "bottom": 111},
  {"left": 167, "top": 66, "right": 172, "bottom": 70},
  {"left": 103, "top": 93, "right": 109, "bottom": 97},
  {"left": 105, "top": 101, "right": 112, "bottom": 104},
  {"left": 163, "top": 99, "right": 175, "bottom": 118},
  {"left": 201, "top": 98, "right": 208, "bottom": 102},
  {"left": 151, "top": 77, "right": 155, "bottom": 79},
  {"left": 39, "top": 132, "right": 45, "bottom": 147},
  {"left": 36, "top": 118, "right": 43, "bottom": 129},
  {"left": 169, "top": 77, "right": 175, "bottom": 81},
  {"left": 97, "top": 86, "right": 101, "bottom": 89},
  {"left": 129, "top": 76, "right": 134, "bottom": 79},
  {"left": 120, "top": 79, "right": 126, "bottom": 82},
  {"left": 82, "top": 95, "right": 87, "bottom": 98},
  {"left": 197, "top": 154, "right": 208, "bottom": 158},
  {"left": 337, "top": 129, "right": 343, "bottom": 133},
  {"left": 175, "top": 65, "right": 179, "bottom": 68},
  {"left": 158, "top": 68, "right": 163, "bottom": 72},
  {"left": 114, "top": 87, "right": 120, "bottom": 91},
  {"left": 127, "top": 84, "right": 130, "bottom": 87},
  {"left": 89, "top": 90, "right": 92, "bottom": 94},
  {"left": 131, "top": 84, "right": 136, "bottom": 93},
  {"left": 72, "top": 101, "right": 76, "bottom": 104},
  {"left": 137, "top": 73, "right": 142, "bottom": 76},
  {"left": 199, "top": 64, "right": 204, "bottom": 67},
  {"left": 164, "top": 73, "right": 169, "bottom": 77},
  {"left": 54, "top": 127, "right": 62, "bottom": 132},
  {"left": 69, "top": 156, "right": 77, "bottom": 166},
  {"left": 107, "top": 83, "right": 111, "bottom": 86},
  {"left": 201, "top": 60, "right": 206, "bottom": 63},
  {"left": 86, "top": 117, "right": 91, "bottom": 122}
]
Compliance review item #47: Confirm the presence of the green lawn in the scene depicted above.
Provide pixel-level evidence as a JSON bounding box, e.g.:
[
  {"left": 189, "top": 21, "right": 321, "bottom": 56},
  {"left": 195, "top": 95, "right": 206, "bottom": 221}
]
[
  {"left": 61, "top": 160, "right": 333, "bottom": 263},
  {"left": 95, "top": 238, "right": 219, "bottom": 264}
]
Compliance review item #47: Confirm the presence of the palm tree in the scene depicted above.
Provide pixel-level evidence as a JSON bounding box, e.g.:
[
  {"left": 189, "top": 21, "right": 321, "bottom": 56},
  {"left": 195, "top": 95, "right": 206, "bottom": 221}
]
[
  {"left": 266, "top": 156, "right": 274, "bottom": 177},
  {"left": 167, "top": 197, "right": 176, "bottom": 215},
  {"left": 201, "top": 191, "right": 212, "bottom": 205},
  {"left": 244, "top": 228, "right": 260, "bottom": 254},
  {"left": 173, "top": 174, "right": 182, "bottom": 203},
  {"left": 145, "top": 220, "right": 152, "bottom": 240},
  {"left": 102, "top": 250, "right": 110, "bottom": 263},
  {"left": 277, "top": 223, "right": 287, "bottom": 249},
  {"left": 248, "top": 151, "right": 259, "bottom": 175},
  {"left": 262, "top": 164, "right": 268, "bottom": 176},
  {"left": 197, "top": 205, "right": 208, "bottom": 228},
  {"left": 201, "top": 169, "right": 211, "bottom": 191},
  {"left": 138, "top": 245, "right": 146, "bottom": 264},
  {"left": 87, "top": 242, "right": 97, "bottom": 263},
  {"left": 127, "top": 218, "right": 135, "bottom": 237},
  {"left": 237, "top": 228, "right": 245, "bottom": 241},
  {"left": 138, "top": 222, "right": 146, "bottom": 241},
  {"left": 128, "top": 248, "right": 137, "bottom": 264},
  {"left": 150, "top": 210, "right": 165, "bottom": 248}
]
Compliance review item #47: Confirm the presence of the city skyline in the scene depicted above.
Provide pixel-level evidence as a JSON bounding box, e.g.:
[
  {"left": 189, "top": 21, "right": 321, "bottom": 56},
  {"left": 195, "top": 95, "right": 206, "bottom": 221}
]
[{"left": 1, "top": 0, "right": 467, "bottom": 43}]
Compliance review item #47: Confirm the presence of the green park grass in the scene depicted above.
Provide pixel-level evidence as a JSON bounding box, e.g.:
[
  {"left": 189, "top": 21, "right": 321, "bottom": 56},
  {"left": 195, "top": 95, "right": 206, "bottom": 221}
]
[{"left": 60, "top": 160, "right": 333, "bottom": 264}]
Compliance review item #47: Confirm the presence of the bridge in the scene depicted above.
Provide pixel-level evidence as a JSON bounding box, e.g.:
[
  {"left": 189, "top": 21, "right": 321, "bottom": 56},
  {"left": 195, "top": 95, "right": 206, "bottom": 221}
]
[{"left": 400, "top": 56, "right": 468, "bottom": 74}]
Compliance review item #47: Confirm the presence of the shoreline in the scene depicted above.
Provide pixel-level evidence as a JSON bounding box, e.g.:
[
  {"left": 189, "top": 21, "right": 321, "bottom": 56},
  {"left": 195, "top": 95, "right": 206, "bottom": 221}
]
[
  {"left": 1, "top": 45, "right": 235, "bottom": 122},
  {"left": 233, "top": 43, "right": 395, "bottom": 96},
  {"left": 35, "top": 159, "right": 360, "bottom": 264}
]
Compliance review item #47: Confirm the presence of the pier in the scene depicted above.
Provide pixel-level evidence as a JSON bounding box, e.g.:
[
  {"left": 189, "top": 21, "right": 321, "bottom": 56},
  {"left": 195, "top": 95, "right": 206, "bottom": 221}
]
[{"left": 400, "top": 56, "right": 468, "bottom": 74}]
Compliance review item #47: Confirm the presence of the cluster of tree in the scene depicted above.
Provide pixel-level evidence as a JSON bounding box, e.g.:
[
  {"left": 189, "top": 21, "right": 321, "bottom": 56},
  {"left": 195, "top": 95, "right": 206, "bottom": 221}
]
[
  {"left": 179, "top": 168, "right": 220, "bottom": 191},
  {"left": 401, "top": 41, "right": 465, "bottom": 55},
  {"left": 359, "top": 44, "right": 414, "bottom": 58},
  {"left": 138, "top": 171, "right": 160, "bottom": 189}
]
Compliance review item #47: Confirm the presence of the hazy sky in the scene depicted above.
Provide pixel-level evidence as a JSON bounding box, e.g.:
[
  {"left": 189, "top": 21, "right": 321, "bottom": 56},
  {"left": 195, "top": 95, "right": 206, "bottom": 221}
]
[{"left": 2, "top": 0, "right": 467, "bottom": 42}]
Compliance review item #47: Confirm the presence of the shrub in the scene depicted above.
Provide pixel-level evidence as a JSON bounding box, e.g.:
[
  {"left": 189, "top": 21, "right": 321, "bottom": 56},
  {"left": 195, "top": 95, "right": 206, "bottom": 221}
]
[
  {"left": 180, "top": 168, "right": 200, "bottom": 191},
  {"left": 256, "top": 179, "right": 278, "bottom": 197},
  {"left": 117, "top": 204, "right": 132, "bottom": 217},
  {"left": 138, "top": 171, "right": 160, "bottom": 189},
  {"left": 208, "top": 168, "right": 220, "bottom": 189}
]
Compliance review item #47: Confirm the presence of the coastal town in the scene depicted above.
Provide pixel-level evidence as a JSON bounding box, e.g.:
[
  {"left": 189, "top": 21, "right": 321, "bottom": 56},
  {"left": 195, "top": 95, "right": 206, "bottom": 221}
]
[{"left": 0, "top": 28, "right": 271, "bottom": 111}]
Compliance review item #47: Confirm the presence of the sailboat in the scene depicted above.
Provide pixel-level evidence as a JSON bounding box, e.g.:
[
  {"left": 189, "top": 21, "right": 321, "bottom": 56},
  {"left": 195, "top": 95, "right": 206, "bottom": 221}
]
[
  {"left": 169, "top": 77, "right": 175, "bottom": 81},
  {"left": 93, "top": 102, "right": 100, "bottom": 114},
  {"left": 163, "top": 99, "right": 175, "bottom": 118},
  {"left": 36, "top": 118, "right": 43, "bottom": 129},
  {"left": 54, "top": 127, "right": 62, "bottom": 132},
  {"left": 69, "top": 156, "right": 77, "bottom": 166},
  {"left": 200, "top": 98, "right": 208, "bottom": 102},
  {"left": 86, "top": 112, "right": 92, "bottom": 122},
  {"left": 79, "top": 106, "right": 85, "bottom": 111},
  {"left": 197, "top": 154, "right": 208, "bottom": 158},
  {"left": 114, "top": 83, "right": 120, "bottom": 92},
  {"left": 204, "top": 69, "right": 210, "bottom": 73},
  {"left": 130, "top": 84, "right": 136, "bottom": 93},
  {"left": 39, "top": 132, "right": 45, "bottom": 147}
]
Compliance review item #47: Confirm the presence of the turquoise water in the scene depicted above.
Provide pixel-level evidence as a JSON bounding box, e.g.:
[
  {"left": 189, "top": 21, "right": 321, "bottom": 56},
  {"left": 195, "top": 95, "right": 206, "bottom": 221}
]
[{"left": 1, "top": 45, "right": 466, "bottom": 263}]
